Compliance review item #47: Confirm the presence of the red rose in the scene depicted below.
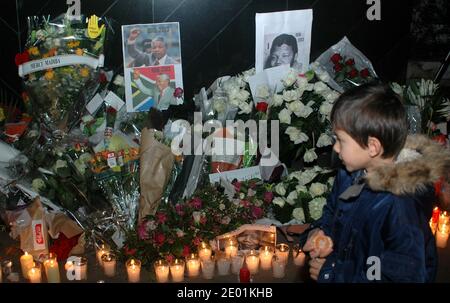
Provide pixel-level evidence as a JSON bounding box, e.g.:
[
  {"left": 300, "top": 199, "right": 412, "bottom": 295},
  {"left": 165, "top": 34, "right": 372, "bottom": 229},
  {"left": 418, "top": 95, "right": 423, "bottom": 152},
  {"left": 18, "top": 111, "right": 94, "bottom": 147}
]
[
  {"left": 182, "top": 245, "right": 191, "bottom": 257},
  {"left": 154, "top": 233, "right": 166, "bottom": 246},
  {"left": 173, "top": 87, "right": 184, "bottom": 98},
  {"left": 348, "top": 69, "right": 358, "bottom": 78},
  {"left": 106, "top": 106, "right": 117, "bottom": 114},
  {"left": 432, "top": 134, "right": 447, "bottom": 145},
  {"left": 333, "top": 63, "right": 343, "bottom": 72},
  {"left": 360, "top": 68, "right": 370, "bottom": 78},
  {"left": 15, "top": 51, "right": 30, "bottom": 66},
  {"left": 192, "top": 237, "right": 202, "bottom": 246},
  {"left": 124, "top": 246, "right": 137, "bottom": 256},
  {"left": 256, "top": 102, "right": 268, "bottom": 113},
  {"left": 345, "top": 58, "right": 355, "bottom": 66},
  {"left": 156, "top": 212, "right": 167, "bottom": 224},
  {"left": 330, "top": 53, "right": 342, "bottom": 64},
  {"left": 99, "top": 72, "right": 108, "bottom": 84}
]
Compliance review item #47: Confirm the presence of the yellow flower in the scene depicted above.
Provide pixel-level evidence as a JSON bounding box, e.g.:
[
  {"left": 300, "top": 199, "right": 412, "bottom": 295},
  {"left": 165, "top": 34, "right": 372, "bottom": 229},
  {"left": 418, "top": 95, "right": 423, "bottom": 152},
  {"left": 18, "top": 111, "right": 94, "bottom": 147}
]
[
  {"left": 44, "top": 69, "right": 55, "bottom": 81},
  {"left": 0, "top": 108, "right": 5, "bottom": 122},
  {"left": 80, "top": 67, "right": 90, "bottom": 78},
  {"left": 67, "top": 41, "right": 80, "bottom": 48},
  {"left": 28, "top": 47, "right": 40, "bottom": 56},
  {"left": 75, "top": 48, "right": 84, "bottom": 56}
]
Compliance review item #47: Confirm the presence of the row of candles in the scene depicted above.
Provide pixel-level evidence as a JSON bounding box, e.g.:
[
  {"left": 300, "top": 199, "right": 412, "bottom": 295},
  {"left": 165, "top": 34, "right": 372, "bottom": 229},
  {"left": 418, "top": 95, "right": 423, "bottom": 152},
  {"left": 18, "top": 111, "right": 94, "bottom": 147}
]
[
  {"left": 430, "top": 208, "right": 450, "bottom": 248},
  {"left": 154, "top": 242, "right": 306, "bottom": 282}
]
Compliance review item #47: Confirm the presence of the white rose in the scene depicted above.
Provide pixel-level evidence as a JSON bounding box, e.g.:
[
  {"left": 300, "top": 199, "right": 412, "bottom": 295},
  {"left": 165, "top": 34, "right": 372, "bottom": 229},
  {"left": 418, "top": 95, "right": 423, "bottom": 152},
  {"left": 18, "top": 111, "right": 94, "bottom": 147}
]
[
  {"left": 309, "top": 182, "right": 327, "bottom": 197},
  {"left": 298, "top": 169, "right": 318, "bottom": 185},
  {"left": 296, "top": 76, "right": 309, "bottom": 90},
  {"left": 192, "top": 211, "right": 201, "bottom": 224},
  {"left": 283, "top": 70, "right": 297, "bottom": 87},
  {"left": 296, "top": 105, "right": 313, "bottom": 118},
  {"left": 288, "top": 171, "right": 301, "bottom": 181},
  {"left": 237, "top": 89, "right": 250, "bottom": 102},
  {"left": 282, "top": 90, "right": 299, "bottom": 102},
  {"left": 272, "top": 94, "right": 284, "bottom": 107},
  {"left": 303, "top": 148, "right": 318, "bottom": 163},
  {"left": 319, "top": 102, "right": 333, "bottom": 117},
  {"left": 238, "top": 101, "right": 252, "bottom": 114},
  {"left": 313, "top": 82, "right": 329, "bottom": 95},
  {"left": 278, "top": 108, "right": 292, "bottom": 124},
  {"left": 287, "top": 100, "right": 304, "bottom": 113},
  {"left": 272, "top": 197, "right": 286, "bottom": 208},
  {"left": 32, "top": 178, "right": 46, "bottom": 192},
  {"left": 286, "top": 191, "right": 298, "bottom": 205},
  {"left": 324, "top": 91, "right": 340, "bottom": 103},
  {"left": 213, "top": 99, "right": 227, "bottom": 113},
  {"left": 316, "top": 133, "right": 333, "bottom": 148},
  {"left": 256, "top": 85, "right": 270, "bottom": 99},
  {"left": 292, "top": 208, "right": 305, "bottom": 222},
  {"left": 219, "top": 203, "right": 226, "bottom": 211},
  {"left": 316, "top": 69, "right": 331, "bottom": 83},
  {"left": 275, "top": 183, "right": 286, "bottom": 196},
  {"left": 113, "top": 75, "right": 124, "bottom": 86},
  {"left": 305, "top": 83, "right": 314, "bottom": 91},
  {"left": 285, "top": 127, "right": 309, "bottom": 144},
  {"left": 309, "top": 197, "right": 327, "bottom": 220},
  {"left": 328, "top": 177, "right": 335, "bottom": 187},
  {"left": 296, "top": 184, "right": 308, "bottom": 193}
]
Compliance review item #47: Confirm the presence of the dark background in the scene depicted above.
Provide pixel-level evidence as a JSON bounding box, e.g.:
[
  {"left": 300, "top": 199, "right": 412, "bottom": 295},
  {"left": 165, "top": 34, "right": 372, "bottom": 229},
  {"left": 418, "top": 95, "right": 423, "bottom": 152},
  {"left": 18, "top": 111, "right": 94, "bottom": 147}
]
[{"left": 1, "top": 0, "right": 448, "bottom": 107}]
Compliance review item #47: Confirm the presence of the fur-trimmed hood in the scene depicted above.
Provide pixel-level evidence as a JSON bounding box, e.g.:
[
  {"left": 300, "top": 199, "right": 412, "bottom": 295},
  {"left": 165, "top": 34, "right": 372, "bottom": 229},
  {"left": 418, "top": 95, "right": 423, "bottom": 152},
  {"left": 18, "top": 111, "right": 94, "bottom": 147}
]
[{"left": 365, "top": 134, "right": 450, "bottom": 195}]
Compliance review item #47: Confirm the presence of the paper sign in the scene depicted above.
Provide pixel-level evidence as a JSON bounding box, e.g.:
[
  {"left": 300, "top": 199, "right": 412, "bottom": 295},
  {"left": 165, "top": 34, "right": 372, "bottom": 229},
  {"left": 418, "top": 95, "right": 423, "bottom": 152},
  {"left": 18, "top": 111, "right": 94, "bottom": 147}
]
[
  {"left": 209, "top": 166, "right": 261, "bottom": 184},
  {"left": 104, "top": 91, "right": 125, "bottom": 111},
  {"left": 86, "top": 93, "right": 104, "bottom": 114}
]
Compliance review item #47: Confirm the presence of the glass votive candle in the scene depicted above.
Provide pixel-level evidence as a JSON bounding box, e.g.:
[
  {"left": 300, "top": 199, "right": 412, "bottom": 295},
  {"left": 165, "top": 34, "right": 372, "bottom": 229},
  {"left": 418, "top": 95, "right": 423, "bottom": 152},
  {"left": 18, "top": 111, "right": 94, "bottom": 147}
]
[
  {"left": 231, "top": 252, "right": 245, "bottom": 275},
  {"left": 198, "top": 242, "right": 212, "bottom": 261},
  {"left": 293, "top": 244, "right": 306, "bottom": 266},
  {"left": 439, "top": 211, "right": 450, "bottom": 226},
  {"left": 65, "top": 257, "right": 88, "bottom": 281},
  {"left": 186, "top": 254, "right": 201, "bottom": 278},
  {"left": 259, "top": 246, "right": 274, "bottom": 270},
  {"left": 436, "top": 223, "right": 450, "bottom": 248},
  {"left": 216, "top": 254, "right": 231, "bottom": 276},
  {"left": 20, "top": 251, "right": 34, "bottom": 280},
  {"left": 272, "top": 255, "right": 286, "bottom": 278},
  {"left": 170, "top": 259, "right": 185, "bottom": 282},
  {"left": 201, "top": 256, "right": 215, "bottom": 279},
  {"left": 126, "top": 258, "right": 141, "bottom": 283},
  {"left": 27, "top": 265, "right": 42, "bottom": 283},
  {"left": 101, "top": 253, "right": 116, "bottom": 278},
  {"left": 224, "top": 237, "right": 238, "bottom": 258},
  {"left": 96, "top": 244, "right": 110, "bottom": 266},
  {"left": 2, "top": 260, "right": 13, "bottom": 277},
  {"left": 154, "top": 259, "right": 170, "bottom": 283},
  {"left": 43, "top": 253, "right": 60, "bottom": 283},
  {"left": 245, "top": 250, "right": 260, "bottom": 274},
  {"left": 275, "top": 243, "right": 290, "bottom": 264}
]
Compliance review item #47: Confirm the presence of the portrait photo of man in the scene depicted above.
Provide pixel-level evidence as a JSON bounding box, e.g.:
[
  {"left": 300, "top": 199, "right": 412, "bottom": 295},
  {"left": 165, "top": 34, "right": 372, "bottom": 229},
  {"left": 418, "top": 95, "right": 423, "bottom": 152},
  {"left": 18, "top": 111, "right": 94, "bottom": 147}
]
[{"left": 264, "top": 33, "right": 302, "bottom": 71}]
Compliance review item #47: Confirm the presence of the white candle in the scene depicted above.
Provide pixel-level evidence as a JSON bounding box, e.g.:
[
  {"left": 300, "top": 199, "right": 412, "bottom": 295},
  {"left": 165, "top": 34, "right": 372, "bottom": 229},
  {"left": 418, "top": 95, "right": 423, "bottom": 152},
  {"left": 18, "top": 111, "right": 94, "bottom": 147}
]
[
  {"left": 126, "top": 259, "right": 141, "bottom": 283},
  {"left": 96, "top": 245, "right": 110, "bottom": 266},
  {"left": 436, "top": 231, "right": 449, "bottom": 248},
  {"left": 224, "top": 238, "right": 238, "bottom": 258},
  {"left": 293, "top": 249, "right": 306, "bottom": 266},
  {"left": 245, "top": 250, "right": 260, "bottom": 274},
  {"left": 439, "top": 211, "right": 449, "bottom": 226},
  {"left": 186, "top": 254, "right": 200, "bottom": 277},
  {"left": 259, "top": 246, "right": 274, "bottom": 270},
  {"left": 102, "top": 253, "right": 116, "bottom": 278},
  {"left": 20, "top": 252, "right": 34, "bottom": 280},
  {"left": 275, "top": 244, "right": 290, "bottom": 264},
  {"left": 154, "top": 260, "right": 170, "bottom": 283},
  {"left": 28, "top": 266, "right": 42, "bottom": 283},
  {"left": 75, "top": 257, "right": 88, "bottom": 280},
  {"left": 198, "top": 242, "right": 212, "bottom": 261},
  {"left": 201, "top": 257, "right": 215, "bottom": 279},
  {"left": 44, "top": 254, "right": 60, "bottom": 283},
  {"left": 170, "top": 259, "right": 185, "bottom": 282},
  {"left": 231, "top": 253, "right": 245, "bottom": 275},
  {"left": 217, "top": 257, "right": 231, "bottom": 276},
  {"left": 272, "top": 256, "right": 286, "bottom": 278}
]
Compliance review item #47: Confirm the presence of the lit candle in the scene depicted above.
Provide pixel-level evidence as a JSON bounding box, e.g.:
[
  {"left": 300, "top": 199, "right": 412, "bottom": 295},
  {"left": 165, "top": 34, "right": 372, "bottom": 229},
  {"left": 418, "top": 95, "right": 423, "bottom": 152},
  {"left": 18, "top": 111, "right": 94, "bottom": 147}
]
[
  {"left": 75, "top": 257, "right": 88, "bottom": 280},
  {"left": 245, "top": 250, "right": 260, "bottom": 274},
  {"left": 439, "top": 211, "right": 449, "bottom": 226},
  {"left": 201, "top": 257, "right": 215, "bottom": 279},
  {"left": 96, "top": 244, "right": 110, "bottom": 266},
  {"left": 198, "top": 242, "right": 212, "bottom": 261},
  {"left": 259, "top": 246, "right": 274, "bottom": 270},
  {"left": 275, "top": 243, "right": 290, "bottom": 264},
  {"left": 126, "top": 259, "right": 141, "bottom": 283},
  {"left": 293, "top": 245, "right": 306, "bottom": 266},
  {"left": 225, "top": 238, "right": 238, "bottom": 258},
  {"left": 272, "top": 256, "right": 286, "bottom": 278},
  {"left": 436, "top": 224, "right": 449, "bottom": 248},
  {"left": 101, "top": 253, "right": 116, "bottom": 278},
  {"left": 430, "top": 218, "right": 437, "bottom": 235},
  {"left": 20, "top": 252, "right": 34, "bottom": 280},
  {"left": 170, "top": 259, "right": 185, "bottom": 282},
  {"left": 43, "top": 253, "right": 60, "bottom": 283},
  {"left": 27, "top": 266, "right": 42, "bottom": 283},
  {"left": 432, "top": 207, "right": 440, "bottom": 223},
  {"left": 217, "top": 256, "right": 231, "bottom": 276},
  {"left": 231, "top": 252, "right": 245, "bottom": 275},
  {"left": 186, "top": 254, "right": 201, "bottom": 277},
  {"left": 154, "top": 259, "right": 170, "bottom": 283}
]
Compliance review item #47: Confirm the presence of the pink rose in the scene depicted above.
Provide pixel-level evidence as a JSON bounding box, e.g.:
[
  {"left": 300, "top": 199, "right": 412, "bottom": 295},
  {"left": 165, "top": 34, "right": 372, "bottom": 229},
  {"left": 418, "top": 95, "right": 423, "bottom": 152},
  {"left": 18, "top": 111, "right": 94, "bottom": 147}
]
[
  {"left": 137, "top": 221, "right": 150, "bottom": 240},
  {"left": 264, "top": 191, "right": 274, "bottom": 203},
  {"left": 190, "top": 197, "right": 202, "bottom": 209},
  {"left": 251, "top": 206, "right": 263, "bottom": 219},
  {"left": 192, "top": 237, "right": 202, "bottom": 246}
]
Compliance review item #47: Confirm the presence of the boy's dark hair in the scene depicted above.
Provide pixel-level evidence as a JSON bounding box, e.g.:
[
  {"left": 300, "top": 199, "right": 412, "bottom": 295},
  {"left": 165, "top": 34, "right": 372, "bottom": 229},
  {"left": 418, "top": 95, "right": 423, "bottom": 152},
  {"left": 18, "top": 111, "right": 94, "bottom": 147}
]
[{"left": 330, "top": 82, "right": 408, "bottom": 158}]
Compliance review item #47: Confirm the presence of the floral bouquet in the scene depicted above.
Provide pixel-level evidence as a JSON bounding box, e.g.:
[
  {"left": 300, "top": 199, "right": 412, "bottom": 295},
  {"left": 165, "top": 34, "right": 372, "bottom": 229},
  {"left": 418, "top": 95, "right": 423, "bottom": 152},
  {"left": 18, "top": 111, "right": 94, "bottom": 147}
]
[
  {"left": 17, "top": 13, "right": 107, "bottom": 135},
  {"left": 271, "top": 166, "right": 335, "bottom": 224}
]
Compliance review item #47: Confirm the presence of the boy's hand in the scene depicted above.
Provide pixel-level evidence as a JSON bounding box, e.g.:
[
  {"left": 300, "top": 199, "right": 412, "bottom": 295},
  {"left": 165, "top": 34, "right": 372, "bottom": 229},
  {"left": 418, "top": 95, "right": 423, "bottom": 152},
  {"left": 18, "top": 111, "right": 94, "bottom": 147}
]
[
  {"left": 309, "top": 257, "right": 327, "bottom": 281},
  {"left": 303, "top": 228, "right": 333, "bottom": 258}
]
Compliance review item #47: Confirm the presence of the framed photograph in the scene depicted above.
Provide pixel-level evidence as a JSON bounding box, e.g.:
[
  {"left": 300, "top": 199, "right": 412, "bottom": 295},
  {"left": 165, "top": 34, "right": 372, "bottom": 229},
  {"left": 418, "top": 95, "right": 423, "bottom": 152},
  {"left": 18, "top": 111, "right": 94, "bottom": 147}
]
[{"left": 216, "top": 224, "right": 276, "bottom": 252}]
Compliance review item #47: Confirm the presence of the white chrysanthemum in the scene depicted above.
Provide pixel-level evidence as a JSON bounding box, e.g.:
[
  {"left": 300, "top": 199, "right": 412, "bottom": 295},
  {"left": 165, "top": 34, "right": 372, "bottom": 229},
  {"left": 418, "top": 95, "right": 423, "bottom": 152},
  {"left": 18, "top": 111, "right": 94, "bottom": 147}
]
[
  {"left": 32, "top": 178, "right": 46, "bottom": 192},
  {"left": 256, "top": 85, "right": 270, "bottom": 99},
  {"left": 296, "top": 184, "right": 308, "bottom": 193},
  {"left": 238, "top": 101, "right": 252, "bottom": 114},
  {"left": 314, "top": 81, "right": 329, "bottom": 95},
  {"left": 283, "top": 70, "right": 298, "bottom": 87},
  {"left": 285, "top": 127, "right": 309, "bottom": 144},
  {"left": 213, "top": 99, "right": 227, "bottom": 113},
  {"left": 275, "top": 183, "right": 286, "bottom": 196},
  {"left": 292, "top": 207, "right": 305, "bottom": 222},
  {"left": 309, "top": 182, "right": 327, "bottom": 197},
  {"left": 286, "top": 191, "right": 298, "bottom": 205},
  {"left": 282, "top": 90, "right": 299, "bottom": 102},
  {"left": 272, "top": 94, "right": 284, "bottom": 107},
  {"left": 316, "top": 133, "right": 333, "bottom": 148},
  {"left": 298, "top": 169, "right": 318, "bottom": 185},
  {"left": 272, "top": 197, "right": 286, "bottom": 208},
  {"left": 309, "top": 197, "right": 327, "bottom": 220},
  {"left": 327, "top": 177, "right": 335, "bottom": 187},
  {"left": 319, "top": 102, "right": 333, "bottom": 117},
  {"left": 304, "top": 148, "right": 318, "bottom": 163},
  {"left": 278, "top": 108, "right": 292, "bottom": 124}
]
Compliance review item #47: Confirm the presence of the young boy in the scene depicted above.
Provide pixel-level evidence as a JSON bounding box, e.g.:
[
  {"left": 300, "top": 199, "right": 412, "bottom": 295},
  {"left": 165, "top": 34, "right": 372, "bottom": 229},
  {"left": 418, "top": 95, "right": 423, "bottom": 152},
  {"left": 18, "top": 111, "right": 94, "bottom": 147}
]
[{"left": 301, "top": 83, "right": 450, "bottom": 282}]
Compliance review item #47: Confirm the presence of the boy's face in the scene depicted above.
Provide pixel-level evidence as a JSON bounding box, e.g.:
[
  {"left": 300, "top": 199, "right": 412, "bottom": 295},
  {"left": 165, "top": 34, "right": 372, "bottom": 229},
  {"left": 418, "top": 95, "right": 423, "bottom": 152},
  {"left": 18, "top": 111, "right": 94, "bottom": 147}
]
[{"left": 333, "top": 129, "right": 371, "bottom": 172}]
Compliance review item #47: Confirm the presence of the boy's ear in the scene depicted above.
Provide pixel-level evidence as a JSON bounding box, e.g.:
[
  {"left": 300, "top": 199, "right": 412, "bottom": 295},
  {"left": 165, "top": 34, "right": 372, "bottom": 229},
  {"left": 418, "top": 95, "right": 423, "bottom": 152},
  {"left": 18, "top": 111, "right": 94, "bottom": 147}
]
[{"left": 367, "top": 136, "right": 383, "bottom": 157}]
